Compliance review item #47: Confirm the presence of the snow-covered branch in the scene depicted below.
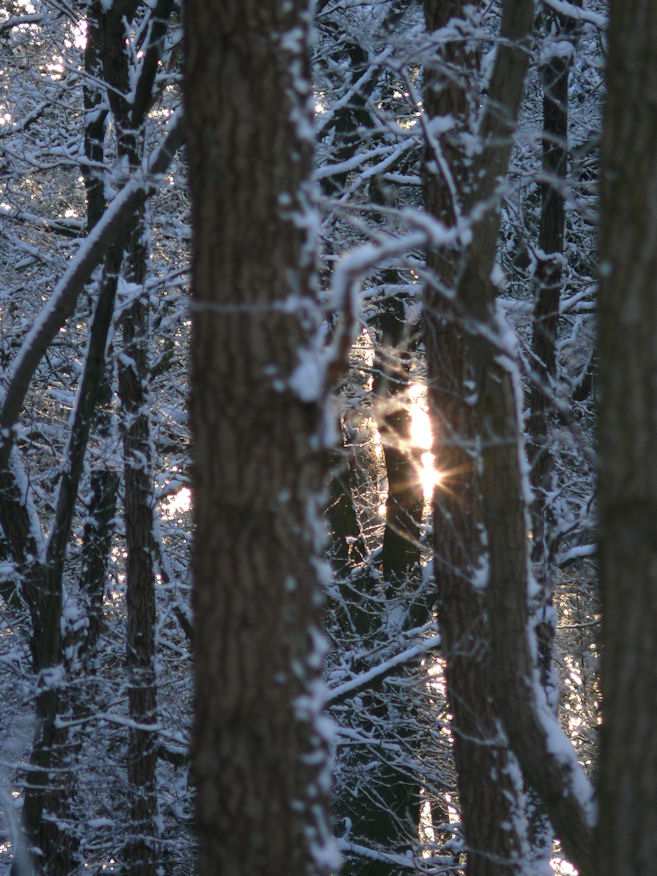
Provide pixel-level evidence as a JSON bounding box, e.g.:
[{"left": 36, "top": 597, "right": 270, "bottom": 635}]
[
  {"left": 0, "top": 110, "right": 184, "bottom": 466},
  {"left": 325, "top": 635, "right": 441, "bottom": 705},
  {"left": 542, "top": 0, "right": 607, "bottom": 30}
]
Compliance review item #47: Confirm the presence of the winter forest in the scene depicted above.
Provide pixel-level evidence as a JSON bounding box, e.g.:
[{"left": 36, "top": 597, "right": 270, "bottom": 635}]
[{"left": 0, "top": 0, "right": 655, "bottom": 874}]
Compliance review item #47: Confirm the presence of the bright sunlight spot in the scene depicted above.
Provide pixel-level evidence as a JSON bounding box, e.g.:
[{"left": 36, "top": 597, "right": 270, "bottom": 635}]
[
  {"left": 162, "top": 486, "right": 191, "bottom": 519},
  {"left": 408, "top": 383, "right": 443, "bottom": 499}
]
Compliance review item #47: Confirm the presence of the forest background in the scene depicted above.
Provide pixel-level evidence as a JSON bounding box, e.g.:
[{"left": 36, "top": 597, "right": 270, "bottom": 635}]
[{"left": 0, "top": 1, "right": 651, "bottom": 876}]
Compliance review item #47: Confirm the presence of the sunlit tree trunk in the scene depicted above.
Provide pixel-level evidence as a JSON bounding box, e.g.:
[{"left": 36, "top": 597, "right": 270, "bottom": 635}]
[
  {"left": 597, "top": 2, "right": 657, "bottom": 873},
  {"left": 374, "top": 289, "right": 423, "bottom": 590},
  {"left": 343, "top": 289, "right": 425, "bottom": 876},
  {"left": 185, "top": 2, "right": 334, "bottom": 876}
]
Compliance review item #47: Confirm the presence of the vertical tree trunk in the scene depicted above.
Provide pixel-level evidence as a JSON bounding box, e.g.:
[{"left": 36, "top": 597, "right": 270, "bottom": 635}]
[
  {"left": 423, "top": 3, "right": 530, "bottom": 871},
  {"left": 447, "top": 3, "right": 596, "bottom": 873},
  {"left": 81, "top": 0, "right": 107, "bottom": 232},
  {"left": 117, "top": 209, "right": 159, "bottom": 876},
  {"left": 340, "top": 290, "right": 426, "bottom": 876},
  {"left": 597, "top": 2, "right": 657, "bottom": 874},
  {"left": 527, "top": 3, "right": 578, "bottom": 693},
  {"left": 185, "top": 3, "right": 334, "bottom": 876},
  {"left": 99, "top": 5, "right": 175, "bottom": 869},
  {"left": 77, "top": 0, "right": 118, "bottom": 663},
  {"left": 524, "top": 8, "right": 579, "bottom": 862},
  {"left": 374, "top": 288, "right": 423, "bottom": 590}
]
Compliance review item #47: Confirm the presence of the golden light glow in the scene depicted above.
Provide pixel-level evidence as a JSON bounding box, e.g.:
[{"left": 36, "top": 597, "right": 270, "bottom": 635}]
[{"left": 408, "top": 384, "right": 443, "bottom": 499}]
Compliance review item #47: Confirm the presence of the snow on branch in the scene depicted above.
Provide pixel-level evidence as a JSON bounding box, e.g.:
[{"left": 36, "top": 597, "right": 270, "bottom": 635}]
[
  {"left": 542, "top": 0, "right": 607, "bottom": 29},
  {"left": 557, "top": 543, "right": 597, "bottom": 568},
  {"left": 0, "top": 110, "right": 184, "bottom": 466},
  {"left": 0, "top": 14, "right": 42, "bottom": 36},
  {"left": 325, "top": 634, "right": 441, "bottom": 706},
  {"left": 291, "top": 212, "right": 459, "bottom": 411}
]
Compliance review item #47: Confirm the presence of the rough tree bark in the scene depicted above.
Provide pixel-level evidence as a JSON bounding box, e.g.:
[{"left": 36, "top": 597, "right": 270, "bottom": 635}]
[
  {"left": 185, "top": 3, "right": 334, "bottom": 876},
  {"left": 451, "top": 1, "right": 596, "bottom": 873},
  {"left": 423, "top": 2, "right": 530, "bottom": 871},
  {"left": 597, "top": 2, "right": 657, "bottom": 874}
]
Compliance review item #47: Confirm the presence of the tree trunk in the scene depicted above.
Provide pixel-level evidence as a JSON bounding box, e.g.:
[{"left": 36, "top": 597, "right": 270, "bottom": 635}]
[
  {"left": 597, "top": 2, "right": 657, "bottom": 873},
  {"left": 423, "top": 3, "right": 531, "bottom": 871},
  {"left": 446, "top": 3, "right": 597, "bottom": 873},
  {"left": 185, "top": 3, "right": 334, "bottom": 876},
  {"left": 373, "top": 286, "right": 423, "bottom": 591},
  {"left": 99, "top": 5, "right": 175, "bottom": 869},
  {"left": 524, "top": 7, "right": 579, "bottom": 861},
  {"left": 117, "top": 211, "right": 159, "bottom": 876},
  {"left": 527, "top": 3, "right": 577, "bottom": 694}
]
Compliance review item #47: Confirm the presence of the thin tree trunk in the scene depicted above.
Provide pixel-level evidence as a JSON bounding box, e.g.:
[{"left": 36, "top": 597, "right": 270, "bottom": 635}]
[
  {"left": 444, "top": 3, "right": 597, "bottom": 872},
  {"left": 77, "top": 0, "right": 118, "bottom": 663},
  {"left": 527, "top": 2, "right": 577, "bottom": 693},
  {"left": 374, "top": 287, "right": 423, "bottom": 591},
  {"left": 99, "top": 5, "right": 175, "bottom": 868},
  {"left": 524, "top": 7, "right": 579, "bottom": 862},
  {"left": 480, "top": 362, "right": 594, "bottom": 876},
  {"left": 118, "top": 245, "right": 159, "bottom": 874}
]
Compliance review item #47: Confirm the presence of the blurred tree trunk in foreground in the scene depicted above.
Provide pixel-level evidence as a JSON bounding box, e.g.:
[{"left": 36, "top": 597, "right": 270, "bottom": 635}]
[
  {"left": 597, "top": 2, "right": 657, "bottom": 874},
  {"left": 185, "top": 2, "right": 334, "bottom": 876}
]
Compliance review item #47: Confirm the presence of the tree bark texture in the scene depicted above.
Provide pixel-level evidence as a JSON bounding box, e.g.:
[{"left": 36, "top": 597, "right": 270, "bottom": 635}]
[
  {"left": 443, "top": 4, "right": 597, "bottom": 871},
  {"left": 185, "top": 3, "right": 333, "bottom": 876},
  {"left": 423, "top": 3, "right": 530, "bottom": 872},
  {"left": 597, "top": 3, "right": 657, "bottom": 874},
  {"left": 479, "top": 365, "right": 594, "bottom": 876}
]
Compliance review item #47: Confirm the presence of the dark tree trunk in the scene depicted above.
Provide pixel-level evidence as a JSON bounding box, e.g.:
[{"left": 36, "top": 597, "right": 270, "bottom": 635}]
[
  {"left": 117, "top": 210, "right": 159, "bottom": 876},
  {"left": 76, "top": 0, "right": 118, "bottom": 662},
  {"left": 524, "top": 7, "right": 579, "bottom": 861},
  {"left": 373, "top": 287, "right": 423, "bottom": 591},
  {"left": 527, "top": 3, "right": 578, "bottom": 693},
  {"left": 185, "top": 3, "right": 333, "bottom": 876},
  {"left": 81, "top": 0, "right": 107, "bottom": 231},
  {"left": 597, "top": 2, "right": 657, "bottom": 873},
  {"left": 444, "top": 3, "right": 597, "bottom": 873},
  {"left": 99, "top": 5, "right": 175, "bottom": 869},
  {"left": 423, "top": 3, "right": 531, "bottom": 872}
]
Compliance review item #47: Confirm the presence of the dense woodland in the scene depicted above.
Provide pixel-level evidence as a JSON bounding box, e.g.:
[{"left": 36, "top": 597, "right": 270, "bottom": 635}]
[{"left": 0, "top": 1, "right": 654, "bottom": 875}]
